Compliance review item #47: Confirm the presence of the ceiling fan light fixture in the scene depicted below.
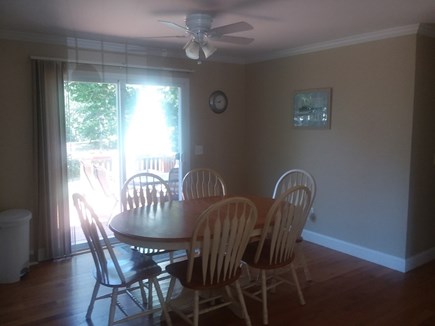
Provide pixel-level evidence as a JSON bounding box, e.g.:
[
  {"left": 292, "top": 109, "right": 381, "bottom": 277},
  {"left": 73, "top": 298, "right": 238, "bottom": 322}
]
[
  {"left": 185, "top": 40, "right": 200, "bottom": 60},
  {"left": 201, "top": 42, "right": 217, "bottom": 59}
]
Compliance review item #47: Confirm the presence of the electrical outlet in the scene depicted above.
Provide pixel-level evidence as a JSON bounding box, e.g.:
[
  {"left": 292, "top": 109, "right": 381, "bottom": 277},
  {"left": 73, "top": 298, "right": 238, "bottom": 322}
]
[{"left": 309, "top": 207, "right": 316, "bottom": 222}]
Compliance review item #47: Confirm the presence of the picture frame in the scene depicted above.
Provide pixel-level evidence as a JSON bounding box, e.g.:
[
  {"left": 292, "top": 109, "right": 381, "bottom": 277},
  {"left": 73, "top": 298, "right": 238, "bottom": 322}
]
[{"left": 293, "top": 88, "right": 332, "bottom": 129}]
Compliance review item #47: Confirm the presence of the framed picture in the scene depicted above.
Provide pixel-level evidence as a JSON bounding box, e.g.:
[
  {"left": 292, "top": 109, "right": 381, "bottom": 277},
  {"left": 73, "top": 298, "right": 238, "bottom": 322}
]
[{"left": 293, "top": 88, "right": 332, "bottom": 129}]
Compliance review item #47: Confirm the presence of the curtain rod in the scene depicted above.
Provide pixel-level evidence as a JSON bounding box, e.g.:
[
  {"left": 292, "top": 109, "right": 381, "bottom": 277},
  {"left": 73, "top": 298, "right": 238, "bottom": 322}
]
[{"left": 30, "top": 56, "right": 194, "bottom": 73}]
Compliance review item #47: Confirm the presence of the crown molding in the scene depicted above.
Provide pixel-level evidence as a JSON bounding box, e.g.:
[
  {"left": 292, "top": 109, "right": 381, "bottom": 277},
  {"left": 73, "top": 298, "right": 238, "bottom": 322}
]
[{"left": 245, "top": 24, "right": 421, "bottom": 63}]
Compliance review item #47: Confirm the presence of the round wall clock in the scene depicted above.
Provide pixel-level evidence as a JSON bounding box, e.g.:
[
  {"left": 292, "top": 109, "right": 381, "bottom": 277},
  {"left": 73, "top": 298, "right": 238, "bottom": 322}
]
[{"left": 209, "top": 90, "right": 228, "bottom": 114}]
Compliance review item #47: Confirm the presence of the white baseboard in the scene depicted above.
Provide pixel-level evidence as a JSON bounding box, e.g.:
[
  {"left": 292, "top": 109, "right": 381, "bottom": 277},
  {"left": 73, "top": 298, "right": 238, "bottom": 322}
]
[
  {"left": 302, "top": 230, "right": 407, "bottom": 272},
  {"left": 302, "top": 230, "right": 435, "bottom": 273}
]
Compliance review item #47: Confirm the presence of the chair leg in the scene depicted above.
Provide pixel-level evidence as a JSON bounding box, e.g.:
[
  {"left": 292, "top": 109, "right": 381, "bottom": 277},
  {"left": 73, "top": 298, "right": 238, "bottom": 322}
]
[
  {"left": 151, "top": 278, "right": 172, "bottom": 326},
  {"left": 109, "top": 287, "right": 119, "bottom": 326},
  {"left": 261, "top": 270, "right": 268, "bottom": 325},
  {"left": 234, "top": 280, "right": 252, "bottom": 326},
  {"left": 148, "top": 280, "right": 153, "bottom": 309},
  {"left": 241, "top": 261, "right": 252, "bottom": 282},
  {"left": 193, "top": 290, "right": 199, "bottom": 326},
  {"left": 290, "top": 263, "right": 306, "bottom": 305},
  {"left": 166, "top": 276, "right": 176, "bottom": 302},
  {"left": 139, "top": 280, "right": 147, "bottom": 306},
  {"left": 86, "top": 281, "right": 100, "bottom": 319}
]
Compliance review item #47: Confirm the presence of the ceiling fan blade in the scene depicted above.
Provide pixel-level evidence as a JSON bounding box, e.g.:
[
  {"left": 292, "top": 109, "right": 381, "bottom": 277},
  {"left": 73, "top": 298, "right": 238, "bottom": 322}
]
[
  {"left": 159, "top": 20, "right": 189, "bottom": 33},
  {"left": 140, "top": 35, "right": 187, "bottom": 39},
  {"left": 183, "top": 38, "right": 193, "bottom": 50},
  {"left": 208, "top": 21, "right": 253, "bottom": 37},
  {"left": 210, "top": 35, "right": 254, "bottom": 45}
]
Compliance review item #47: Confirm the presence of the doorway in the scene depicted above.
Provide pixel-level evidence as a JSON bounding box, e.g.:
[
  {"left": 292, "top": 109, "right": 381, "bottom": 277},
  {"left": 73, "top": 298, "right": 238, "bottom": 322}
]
[{"left": 65, "top": 69, "right": 189, "bottom": 250}]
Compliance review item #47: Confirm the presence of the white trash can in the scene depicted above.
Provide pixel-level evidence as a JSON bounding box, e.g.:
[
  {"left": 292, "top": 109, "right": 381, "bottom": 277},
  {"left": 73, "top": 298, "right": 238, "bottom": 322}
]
[{"left": 0, "top": 209, "right": 32, "bottom": 283}]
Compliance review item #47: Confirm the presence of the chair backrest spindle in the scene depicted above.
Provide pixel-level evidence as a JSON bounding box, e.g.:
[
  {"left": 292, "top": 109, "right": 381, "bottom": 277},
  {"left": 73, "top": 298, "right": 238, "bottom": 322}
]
[
  {"left": 182, "top": 168, "right": 227, "bottom": 200},
  {"left": 187, "top": 197, "right": 257, "bottom": 285},
  {"left": 120, "top": 172, "right": 172, "bottom": 211},
  {"left": 255, "top": 186, "right": 311, "bottom": 265},
  {"left": 273, "top": 169, "right": 316, "bottom": 207}
]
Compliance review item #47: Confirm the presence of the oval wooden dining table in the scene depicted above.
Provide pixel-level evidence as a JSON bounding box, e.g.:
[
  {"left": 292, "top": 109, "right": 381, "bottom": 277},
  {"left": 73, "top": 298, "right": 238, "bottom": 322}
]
[{"left": 108, "top": 195, "right": 275, "bottom": 251}]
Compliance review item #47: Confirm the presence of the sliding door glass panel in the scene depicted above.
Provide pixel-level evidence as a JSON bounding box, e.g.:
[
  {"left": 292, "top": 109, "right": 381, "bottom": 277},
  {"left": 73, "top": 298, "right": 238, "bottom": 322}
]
[
  {"left": 122, "top": 84, "right": 179, "bottom": 181},
  {"left": 65, "top": 69, "right": 187, "bottom": 251},
  {"left": 65, "top": 81, "right": 119, "bottom": 250}
]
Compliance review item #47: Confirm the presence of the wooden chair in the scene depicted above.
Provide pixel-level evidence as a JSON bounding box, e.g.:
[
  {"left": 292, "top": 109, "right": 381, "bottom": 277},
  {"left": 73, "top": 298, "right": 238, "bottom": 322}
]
[
  {"left": 120, "top": 171, "right": 175, "bottom": 259},
  {"left": 80, "top": 160, "right": 100, "bottom": 192},
  {"left": 272, "top": 169, "right": 316, "bottom": 282},
  {"left": 72, "top": 193, "right": 172, "bottom": 326},
  {"left": 242, "top": 186, "right": 311, "bottom": 325},
  {"left": 79, "top": 161, "right": 119, "bottom": 218},
  {"left": 120, "top": 172, "right": 173, "bottom": 210},
  {"left": 165, "top": 197, "right": 257, "bottom": 326},
  {"left": 182, "top": 168, "right": 227, "bottom": 200},
  {"left": 94, "top": 164, "right": 117, "bottom": 200}
]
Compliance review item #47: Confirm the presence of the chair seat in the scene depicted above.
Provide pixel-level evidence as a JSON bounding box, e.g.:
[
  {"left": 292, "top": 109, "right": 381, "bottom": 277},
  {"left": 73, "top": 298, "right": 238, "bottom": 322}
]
[
  {"left": 166, "top": 257, "right": 243, "bottom": 291},
  {"left": 94, "top": 250, "right": 162, "bottom": 287},
  {"left": 242, "top": 240, "right": 295, "bottom": 270}
]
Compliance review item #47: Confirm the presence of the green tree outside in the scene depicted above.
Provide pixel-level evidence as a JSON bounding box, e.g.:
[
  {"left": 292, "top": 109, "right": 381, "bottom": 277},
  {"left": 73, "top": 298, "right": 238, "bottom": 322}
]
[{"left": 64, "top": 81, "right": 179, "bottom": 179}]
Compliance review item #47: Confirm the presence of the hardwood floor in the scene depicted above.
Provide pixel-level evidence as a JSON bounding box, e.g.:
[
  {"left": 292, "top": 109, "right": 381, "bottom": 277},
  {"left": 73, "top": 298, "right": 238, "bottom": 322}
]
[{"left": 1, "top": 242, "right": 435, "bottom": 325}]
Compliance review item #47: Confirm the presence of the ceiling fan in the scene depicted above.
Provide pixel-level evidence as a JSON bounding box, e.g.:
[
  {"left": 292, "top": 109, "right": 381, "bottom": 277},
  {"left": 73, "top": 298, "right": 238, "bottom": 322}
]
[{"left": 158, "top": 13, "right": 254, "bottom": 60}]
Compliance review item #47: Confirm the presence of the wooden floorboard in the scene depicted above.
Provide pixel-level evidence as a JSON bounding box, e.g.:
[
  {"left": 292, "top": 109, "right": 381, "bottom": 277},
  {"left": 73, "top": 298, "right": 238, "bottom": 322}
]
[{"left": 1, "top": 242, "right": 435, "bottom": 325}]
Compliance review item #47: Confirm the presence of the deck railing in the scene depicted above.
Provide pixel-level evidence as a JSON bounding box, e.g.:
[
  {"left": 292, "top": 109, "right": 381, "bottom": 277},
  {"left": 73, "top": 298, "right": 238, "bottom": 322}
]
[{"left": 70, "top": 154, "right": 178, "bottom": 249}]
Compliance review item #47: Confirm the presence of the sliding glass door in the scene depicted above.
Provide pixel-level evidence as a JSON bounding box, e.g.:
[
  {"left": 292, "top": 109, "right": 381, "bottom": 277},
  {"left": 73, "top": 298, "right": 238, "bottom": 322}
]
[{"left": 65, "top": 66, "right": 189, "bottom": 250}]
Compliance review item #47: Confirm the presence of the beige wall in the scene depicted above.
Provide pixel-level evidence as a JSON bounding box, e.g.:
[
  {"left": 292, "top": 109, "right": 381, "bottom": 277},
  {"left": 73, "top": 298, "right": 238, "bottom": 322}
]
[
  {"left": 245, "top": 36, "right": 416, "bottom": 259},
  {"left": 0, "top": 40, "right": 68, "bottom": 210},
  {"left": 187, "top": 62, "right": 247, "bottom": 194}
]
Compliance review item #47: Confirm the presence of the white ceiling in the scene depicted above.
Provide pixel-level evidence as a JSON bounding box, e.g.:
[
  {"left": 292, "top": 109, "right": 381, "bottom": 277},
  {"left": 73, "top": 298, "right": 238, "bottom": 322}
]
[{"left": 1, "top": 0, "right": 435, "bottom": 62}]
